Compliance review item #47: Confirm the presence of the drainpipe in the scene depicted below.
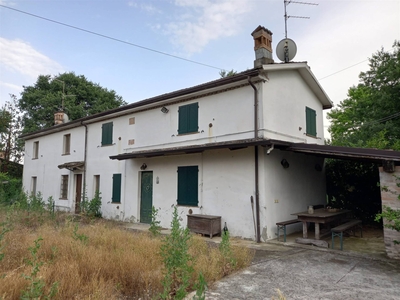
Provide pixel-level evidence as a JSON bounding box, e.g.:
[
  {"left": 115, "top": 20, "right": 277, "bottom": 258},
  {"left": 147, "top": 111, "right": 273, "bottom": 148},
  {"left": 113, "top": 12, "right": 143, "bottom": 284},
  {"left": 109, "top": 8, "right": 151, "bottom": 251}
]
[
  {"left": 248, "top": 76, "right": 261, "bottom": 243},
  {"left": 81, "top": 122, "right": 88, "bottom": 205}
]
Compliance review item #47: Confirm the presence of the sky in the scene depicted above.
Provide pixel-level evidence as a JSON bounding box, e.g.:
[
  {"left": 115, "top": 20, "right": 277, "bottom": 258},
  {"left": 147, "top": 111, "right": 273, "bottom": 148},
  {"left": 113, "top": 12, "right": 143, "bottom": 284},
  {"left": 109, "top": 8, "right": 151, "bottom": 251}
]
[{"left": 0, "top": 0, "right": 399, "bottom": 137}]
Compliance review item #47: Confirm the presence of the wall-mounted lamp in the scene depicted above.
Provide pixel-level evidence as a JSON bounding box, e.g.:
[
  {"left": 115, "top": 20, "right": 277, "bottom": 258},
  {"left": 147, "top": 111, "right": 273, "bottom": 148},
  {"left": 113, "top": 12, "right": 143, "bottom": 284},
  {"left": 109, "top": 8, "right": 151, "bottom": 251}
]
[
  {"left": 281, "top": 159, "right": 289, "bottom": 169},
  {"left": 140, "top": 163, "right": 147, "bottom": 170},
  {"left": 161, "top": 106, "right": 169, "bottom": 113}
]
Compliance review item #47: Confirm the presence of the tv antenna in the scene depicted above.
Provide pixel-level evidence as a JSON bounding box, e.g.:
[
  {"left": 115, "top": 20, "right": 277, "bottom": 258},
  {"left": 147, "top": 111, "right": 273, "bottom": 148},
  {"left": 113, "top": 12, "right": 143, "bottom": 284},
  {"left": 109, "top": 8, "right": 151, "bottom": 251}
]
[
  {"left": 278, "top": 0, "right": 318, "bottom": 63},
  {"left": 284, "top": 0, "right": 318, "bottom": 39},
  {"left": 54, "top": 79, "right": 76, "bottom": 111}
]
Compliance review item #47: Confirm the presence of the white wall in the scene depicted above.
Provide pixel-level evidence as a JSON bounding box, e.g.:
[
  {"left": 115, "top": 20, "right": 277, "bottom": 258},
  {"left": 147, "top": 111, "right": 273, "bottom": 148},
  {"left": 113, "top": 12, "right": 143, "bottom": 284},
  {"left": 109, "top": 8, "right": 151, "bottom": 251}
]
[
  {"left": 260, "top": 148, "right": 326, "bottom": 240},
  {"left": 260, "top": 70, "right": 326, "bottom": 144},
  {"left": 22, "top": 126, "right": 85, "bottom": 210},
  {"left": 119, "top": 86, "right": 255, "bottom": 153},
  {"left": 118, "top": 148, "right": 257, "bottom": 239}
]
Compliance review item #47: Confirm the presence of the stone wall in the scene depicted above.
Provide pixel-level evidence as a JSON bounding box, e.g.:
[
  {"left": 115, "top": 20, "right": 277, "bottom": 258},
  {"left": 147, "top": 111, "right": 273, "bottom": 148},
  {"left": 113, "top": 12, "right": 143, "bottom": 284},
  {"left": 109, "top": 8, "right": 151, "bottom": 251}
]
[{"left": 378, "top": 166, "right": 400, "bottom": 259}]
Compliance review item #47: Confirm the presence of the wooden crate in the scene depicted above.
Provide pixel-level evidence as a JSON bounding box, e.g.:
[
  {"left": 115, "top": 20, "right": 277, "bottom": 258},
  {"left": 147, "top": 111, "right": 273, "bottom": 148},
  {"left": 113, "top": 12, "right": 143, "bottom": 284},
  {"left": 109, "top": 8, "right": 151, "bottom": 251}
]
[{"left": 187, "top": 214, "right": 221, "bottom": 238}]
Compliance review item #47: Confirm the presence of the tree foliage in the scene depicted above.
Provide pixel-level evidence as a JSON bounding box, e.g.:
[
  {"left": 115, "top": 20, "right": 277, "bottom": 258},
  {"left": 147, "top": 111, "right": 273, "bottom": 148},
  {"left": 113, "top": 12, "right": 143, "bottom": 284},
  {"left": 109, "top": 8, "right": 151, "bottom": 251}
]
[
  {"left": 18, "top": 72, "right": 126, "bottom": 134},
  {"left": 327, "top": 41, "right": 400, "bottom": 150},
  {"left": 326, "top": 41, "right": 400, "bottom": 230},
  {"left": 219, "top": 69, "right": 237, "bottom": 78},
  {"left": 326, "top": 159, "right": 382, "bottom": 224},
  {"left": 0, "top": 94, "right": 24, "bottom": 166}
]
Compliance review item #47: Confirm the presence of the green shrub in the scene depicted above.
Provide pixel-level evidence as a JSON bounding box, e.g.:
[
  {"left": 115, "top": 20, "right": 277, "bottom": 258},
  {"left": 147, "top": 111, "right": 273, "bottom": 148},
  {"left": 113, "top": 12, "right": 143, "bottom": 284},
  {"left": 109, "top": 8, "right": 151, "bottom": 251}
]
[
  {"left": 160, "top": 206, "right": 193, "bottom": 299},
  {"left": 0, "top": 173, "right": 23, "bottom": 205},
  {"left": 80, "top": 191, "right": 102, "bottom": 218}
]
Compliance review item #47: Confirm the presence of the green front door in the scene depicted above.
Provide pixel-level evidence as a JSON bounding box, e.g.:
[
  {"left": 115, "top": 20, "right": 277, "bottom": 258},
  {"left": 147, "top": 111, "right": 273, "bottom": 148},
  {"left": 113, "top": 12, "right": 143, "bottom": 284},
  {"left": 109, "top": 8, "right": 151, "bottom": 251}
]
[{"left": 140, "top": 171, "right": 153, "bottom": 224}]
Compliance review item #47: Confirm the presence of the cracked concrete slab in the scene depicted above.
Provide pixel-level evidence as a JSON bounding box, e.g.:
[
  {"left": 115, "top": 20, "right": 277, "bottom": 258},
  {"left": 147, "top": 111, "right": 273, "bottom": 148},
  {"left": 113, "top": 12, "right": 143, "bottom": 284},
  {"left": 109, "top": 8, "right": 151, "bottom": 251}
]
[{"left": 205, "top": 247, "right": 400, "bottom": 299}]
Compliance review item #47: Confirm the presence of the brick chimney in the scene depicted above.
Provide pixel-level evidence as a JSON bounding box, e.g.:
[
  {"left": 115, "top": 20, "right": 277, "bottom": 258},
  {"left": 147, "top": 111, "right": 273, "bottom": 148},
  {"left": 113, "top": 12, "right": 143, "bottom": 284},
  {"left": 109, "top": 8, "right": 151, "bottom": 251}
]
[
  {"left": 251, "top": 25, "right": 274, "bottom": 67},
  {"left": 54, "top": 111, "right": 64, "bottom": 125}
]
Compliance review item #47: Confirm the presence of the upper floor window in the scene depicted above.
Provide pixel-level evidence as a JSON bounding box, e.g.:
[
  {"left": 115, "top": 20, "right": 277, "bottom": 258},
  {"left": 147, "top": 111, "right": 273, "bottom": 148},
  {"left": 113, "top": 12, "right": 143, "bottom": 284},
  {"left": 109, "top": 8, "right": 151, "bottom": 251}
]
[
  {"left": 63, "top": 134, "right": 71, "bottom": 155},
  {"left": 101, "top": 122, "right": 113, "bottom": 146},
  {"left": 305, "top": 107, "right": 317, "bottom": 137},
  {"left": 177, "top": 166, "right": 198, "bottom": 207},
  {"left": 178, "top": 103, "right": 198, "bottom": 135},
  {"left": 33, "top": 141, "right": 39, "bottom": 159}
]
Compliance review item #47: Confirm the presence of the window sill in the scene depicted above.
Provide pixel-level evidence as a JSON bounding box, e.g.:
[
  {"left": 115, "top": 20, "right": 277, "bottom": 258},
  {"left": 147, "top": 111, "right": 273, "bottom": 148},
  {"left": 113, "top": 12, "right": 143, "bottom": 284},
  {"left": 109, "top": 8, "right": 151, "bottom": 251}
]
[
  {"left": 177, "top": 131, "right": 199, "bottom": 136},
  {"left": 32, "top": 158, "right": 38, "bottom": 160},
  {"left": 101, "top": 144, "right": 115, "bottom": 147},
  {"left": 111, "top": 202, "right": 121, "bottom": 204},
  {"left": 62, "top": 153, "right": 70, "bottom": 156},
  {"left": 59, "top": 198, "right": 68, "bottom": 200},
  {"left": 305, "top": 134, "right": 318, "bottom": 139},
  {"left": 177, "top": 204, "right": 199, "bottom": 207}
]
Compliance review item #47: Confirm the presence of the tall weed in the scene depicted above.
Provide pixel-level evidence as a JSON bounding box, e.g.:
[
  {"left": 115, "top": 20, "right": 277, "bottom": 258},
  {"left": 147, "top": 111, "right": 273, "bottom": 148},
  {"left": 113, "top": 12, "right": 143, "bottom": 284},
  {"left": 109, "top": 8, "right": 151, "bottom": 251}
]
[{"left": 160, "top": 206, "right": 193, "bottom": 299}]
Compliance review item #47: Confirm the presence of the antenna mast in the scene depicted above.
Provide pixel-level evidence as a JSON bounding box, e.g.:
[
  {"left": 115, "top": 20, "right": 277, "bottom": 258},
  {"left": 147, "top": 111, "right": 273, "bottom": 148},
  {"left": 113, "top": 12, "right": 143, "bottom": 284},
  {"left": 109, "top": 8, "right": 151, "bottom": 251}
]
[
  {"left": 54, "top": 79, "right": 75, "bottom": 111},
  {"left": 284, "top": 0, "right": 318, "bottom": 39}
]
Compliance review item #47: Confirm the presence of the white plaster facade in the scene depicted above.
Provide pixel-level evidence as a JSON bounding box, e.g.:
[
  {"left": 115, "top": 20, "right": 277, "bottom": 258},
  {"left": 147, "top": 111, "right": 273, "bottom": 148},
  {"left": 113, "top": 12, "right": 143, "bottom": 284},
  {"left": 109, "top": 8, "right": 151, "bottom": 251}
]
[{"left": 21, "top": 62, "right": 332, "bottom": 241}]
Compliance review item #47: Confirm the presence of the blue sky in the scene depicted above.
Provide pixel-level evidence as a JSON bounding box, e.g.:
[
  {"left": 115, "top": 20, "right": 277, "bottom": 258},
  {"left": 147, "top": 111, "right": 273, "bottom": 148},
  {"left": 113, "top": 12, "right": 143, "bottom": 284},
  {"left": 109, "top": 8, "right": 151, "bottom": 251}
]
[{"left": 0, "top": 0, "right": 399, "bottom": 135}]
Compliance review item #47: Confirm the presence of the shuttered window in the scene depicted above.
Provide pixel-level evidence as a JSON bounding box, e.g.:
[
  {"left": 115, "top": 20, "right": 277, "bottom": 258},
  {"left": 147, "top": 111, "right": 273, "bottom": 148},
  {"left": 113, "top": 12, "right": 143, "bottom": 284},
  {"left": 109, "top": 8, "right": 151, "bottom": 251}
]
[
  {"left": 102, "top": 122, "right": 113, "bottom": 146},
  {"left": 178, "top": 103, "right": 198, "bottom": 134},
  {"left": 112, "top": 173, "right": 121, "bottom": 203},
  {"left": 305, "top": 107, "right": 317, "bottom": 137},
  {"left": 177, "top": 166, "right": 198, "bottom": 206}
]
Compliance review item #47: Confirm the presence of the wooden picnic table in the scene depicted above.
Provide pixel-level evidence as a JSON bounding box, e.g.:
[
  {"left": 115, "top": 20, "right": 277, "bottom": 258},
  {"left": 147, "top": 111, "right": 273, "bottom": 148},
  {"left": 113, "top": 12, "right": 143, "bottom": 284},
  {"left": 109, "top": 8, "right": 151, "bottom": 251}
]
[{"left": 291, "top": 208, "right": 351, "bottom": 240}]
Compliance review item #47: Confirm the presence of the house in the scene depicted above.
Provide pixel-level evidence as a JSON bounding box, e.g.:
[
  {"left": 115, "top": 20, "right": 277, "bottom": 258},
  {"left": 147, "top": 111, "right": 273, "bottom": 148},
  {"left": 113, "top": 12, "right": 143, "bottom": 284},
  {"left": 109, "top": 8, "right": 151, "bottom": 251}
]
[{"left": 20, "top": 26, "right": 400, "bottom": 255}]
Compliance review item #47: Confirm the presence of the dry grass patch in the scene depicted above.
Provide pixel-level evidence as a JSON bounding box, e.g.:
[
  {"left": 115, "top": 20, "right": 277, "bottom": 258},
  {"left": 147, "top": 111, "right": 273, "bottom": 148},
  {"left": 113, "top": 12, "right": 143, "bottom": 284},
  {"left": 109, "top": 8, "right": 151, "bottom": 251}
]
[{"left": 0, "top": 208, "right": 253, "bottom": 299}]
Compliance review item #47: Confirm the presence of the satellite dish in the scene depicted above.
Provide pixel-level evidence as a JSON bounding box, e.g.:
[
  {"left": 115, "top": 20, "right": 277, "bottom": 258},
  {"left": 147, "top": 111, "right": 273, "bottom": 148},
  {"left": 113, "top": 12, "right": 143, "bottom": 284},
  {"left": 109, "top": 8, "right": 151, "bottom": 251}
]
[{"left": 276, "top": 38, "right": 297, "bottom": 62}]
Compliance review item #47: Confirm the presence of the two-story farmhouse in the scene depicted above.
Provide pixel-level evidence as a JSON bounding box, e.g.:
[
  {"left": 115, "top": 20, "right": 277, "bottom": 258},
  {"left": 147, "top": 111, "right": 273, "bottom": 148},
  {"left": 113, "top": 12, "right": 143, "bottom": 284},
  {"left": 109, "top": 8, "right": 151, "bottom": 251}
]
[{"left": 19, "top": 26, "right": 400, "bottom": 247}]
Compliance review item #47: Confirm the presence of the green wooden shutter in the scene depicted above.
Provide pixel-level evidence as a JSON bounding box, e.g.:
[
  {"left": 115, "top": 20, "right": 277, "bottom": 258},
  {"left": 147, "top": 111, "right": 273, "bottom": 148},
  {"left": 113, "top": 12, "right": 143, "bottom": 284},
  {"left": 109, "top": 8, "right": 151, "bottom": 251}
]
[
  {"left": 178, "top": 105, "right": 188, "bottom": 134},
  {"left": 102, "top": 122, "right": 113, "bottom": 145},
  {"left": 178, "top": 103, "right": 198, "bottom": 134},
  {"left": 188, "top": 103, "right": 198, "bottom": 133},
  {"left": 177, "top": 166, "right": 198, "bottom": 206},
  {"left": 112, "top": 173, "right": 121, "bottom": 203},
  {"left": 306, "top": 107, "right": 317, "bottom": 137}
]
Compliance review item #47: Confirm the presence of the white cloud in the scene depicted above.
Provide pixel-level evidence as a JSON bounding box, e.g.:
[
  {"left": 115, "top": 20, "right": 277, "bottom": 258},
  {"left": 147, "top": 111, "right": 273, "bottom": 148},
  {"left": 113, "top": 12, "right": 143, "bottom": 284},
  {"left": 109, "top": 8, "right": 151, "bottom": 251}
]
[
  {"left": 128, "top": 1, "right": 161, "bottom": 14},
  {"left": 0, "top": 37, "right": 64, "bottom": 80},
  {"left": 0, "top": 81, "right": 22, "bottom": 92},
  {"left": 166, "top": 0, "right": 253, "bottom": 55}
]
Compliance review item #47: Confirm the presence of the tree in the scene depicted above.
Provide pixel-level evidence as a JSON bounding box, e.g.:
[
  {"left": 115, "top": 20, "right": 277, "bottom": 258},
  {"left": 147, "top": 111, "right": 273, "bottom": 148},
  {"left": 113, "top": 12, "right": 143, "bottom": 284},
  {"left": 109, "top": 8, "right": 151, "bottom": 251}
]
[
  {"left": 18, "top": 72, "right": 126, "bottom": 134},
  {"left": 327, "top": 41, "right": 400, "bottom": 150},
  {"left": 219, "top": 69, "right": 237, "bottom": 78},
  {"left": 0, "top": 95, "right": 24, "bottom": 177},
  {"left": 326, "top": 41, "right": 400, "bottom": 230}
]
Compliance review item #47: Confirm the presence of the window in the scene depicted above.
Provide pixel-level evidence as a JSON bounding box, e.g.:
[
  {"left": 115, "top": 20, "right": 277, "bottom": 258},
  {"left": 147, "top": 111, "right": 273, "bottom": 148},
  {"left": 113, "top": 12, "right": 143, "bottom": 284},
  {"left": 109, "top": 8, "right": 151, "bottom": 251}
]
[
  {"left": 33, "top": 141, "right": 39, "bottom": 159},
  {"left": 101, "top": 122, "right": 113, "bottom": 146},
  {"left": 94, "top": 175, "right": 100, "bottom": 196},
  {"left": 112, "top": 173, "right": 121, "bottom": 203},
  {"left": 178, "top": 103, "right": 198, "bottom": 134},
  {"left": 177, "top": 166, "right": 198, "bottom": 206},
  {"left": 31, "top": 177, "right": 37, "bottom": 196},
  {"left": 63, "top": 134, "right": 71, "bottom": 155},
  {"left": 305, "top": 107, "right": 317, "bottom": 137},
  {"left": 60, "top": 175, "right": 69, "bottom": 199}
]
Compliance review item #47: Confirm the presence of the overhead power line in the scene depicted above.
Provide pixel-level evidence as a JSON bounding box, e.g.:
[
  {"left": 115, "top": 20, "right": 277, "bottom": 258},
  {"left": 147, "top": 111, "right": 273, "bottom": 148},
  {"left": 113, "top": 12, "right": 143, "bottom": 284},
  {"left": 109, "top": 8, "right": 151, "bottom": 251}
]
[
  {"left": 0, "top": 4, "right": 395, "bottom": 83},
  {"left": 0, "top": 4, "right": 223, "bottom": 71}
]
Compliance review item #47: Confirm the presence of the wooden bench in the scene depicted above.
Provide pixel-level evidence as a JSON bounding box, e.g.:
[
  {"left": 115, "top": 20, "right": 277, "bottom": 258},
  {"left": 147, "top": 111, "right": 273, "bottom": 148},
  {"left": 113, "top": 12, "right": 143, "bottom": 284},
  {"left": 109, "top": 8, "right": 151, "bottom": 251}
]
[
  {"left": 331, "top": 219, "right": 362, "bottom": 250},
  {"left": 276, "top": 219, "right": 301, "bottom": 242}
]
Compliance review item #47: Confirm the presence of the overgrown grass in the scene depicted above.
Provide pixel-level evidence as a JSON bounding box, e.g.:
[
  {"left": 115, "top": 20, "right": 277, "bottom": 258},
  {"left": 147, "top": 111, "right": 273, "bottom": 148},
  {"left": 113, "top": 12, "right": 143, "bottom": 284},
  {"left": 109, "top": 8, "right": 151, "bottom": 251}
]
[{"left": 0, "top": 205, "right": 254, "bottom": 299}]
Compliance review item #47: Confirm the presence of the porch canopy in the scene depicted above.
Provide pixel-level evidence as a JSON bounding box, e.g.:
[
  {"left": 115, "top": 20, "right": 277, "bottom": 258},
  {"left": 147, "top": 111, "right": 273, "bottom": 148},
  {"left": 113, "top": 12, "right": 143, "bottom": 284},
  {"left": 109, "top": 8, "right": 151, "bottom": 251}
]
[
  {"left": 58, "top": 161, "right": 85, "bottom": 171},
  {"left": 109, "top": 138, "right": 400, "bottom": 164}
]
